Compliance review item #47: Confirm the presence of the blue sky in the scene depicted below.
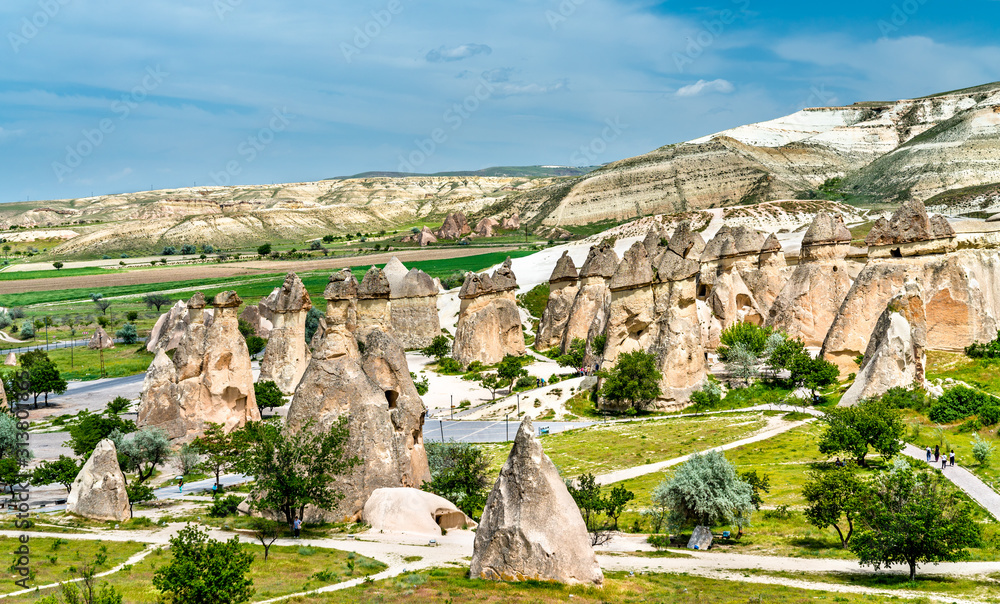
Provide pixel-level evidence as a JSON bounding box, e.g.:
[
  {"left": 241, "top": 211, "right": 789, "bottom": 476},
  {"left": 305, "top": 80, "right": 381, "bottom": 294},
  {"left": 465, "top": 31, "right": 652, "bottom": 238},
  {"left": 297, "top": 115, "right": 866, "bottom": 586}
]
[{"left": 2, "top": 0, "right": 999, "bottom": 202}]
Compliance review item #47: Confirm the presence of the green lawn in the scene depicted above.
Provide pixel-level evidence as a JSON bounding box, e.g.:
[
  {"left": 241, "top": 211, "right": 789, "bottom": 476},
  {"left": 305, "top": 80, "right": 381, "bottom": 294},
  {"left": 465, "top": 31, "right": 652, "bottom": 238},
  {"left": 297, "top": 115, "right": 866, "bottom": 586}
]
[
  {"left": 0, "top": 267, "right": 128, "bottom": 281},
  {"left": 0, "top": 537, "right": 147, "bottom": 595},
  {"left": 740, "top": 568, "right": 1000, "bottom": 601},
  {"left": 926, "top": 351, "right": 1000, "bottom": 396}
]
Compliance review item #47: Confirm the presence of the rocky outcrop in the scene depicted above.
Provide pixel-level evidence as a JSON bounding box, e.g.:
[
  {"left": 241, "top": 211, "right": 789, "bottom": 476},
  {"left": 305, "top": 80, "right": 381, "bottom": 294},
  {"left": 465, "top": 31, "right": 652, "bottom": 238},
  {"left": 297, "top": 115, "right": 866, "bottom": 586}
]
[
  {"left": 536, "top": 252, "right": 580, "bottom": 351},
  {"left": 435, "top": 212, "right": 472, "bottom": 240},
  {"left": 742, "top": 233, "right": 791, "bottom": 316},
  {"left": 865, "top": 198, "right": 956, "bottom": 257},
  {"left": 138, "top": 292, "right": 261, "bottom": 442},
  {"left": 362, "top": 487, "right": 474, "bottom": 535},
  {"left": 258, "top": 273, "right": 313, "bottom": 394},
  {"left": 66, "top": 439, "right": 130, "bottom": 522},
  {"left": 475, "top": 217, "right": 499, "bottom": 237},
  {"left": 766, "top": 213, "right": 854, "bottom": 346},
  {"left": 357, "top": 266, "right": 392, "bottom": 331},
  {"left": 147, "top": 300, "right": 217, "bottom": 353},
  {"left": 88, "top": 326, "right": 114, "bottom": 350},
  {"left": 544, "top": 242, "right": 618, "bottom": 354},
  {"left": 501, "top": 214, "right": 520, "bottom": 230},
  {"left": 840, "top": 282, "right": 926, "bottom": 407},
  {"left": 471, "top": 417, "right": 603, "bottom": 586},
  {"left": 286, "top": 269, "right": 430, "bottom": 521},
  {"left": 402, "top": 226, "right": 438, "bottom": 246},
  {"left": 698, "top": 226, "right": 767, "bottom": 348},
  {"left": 453, "top": 258, "right": 526, "bottom": 366},
  {"left": 382, "top": 256, "right": 410, "bottom": 293},
  {"left": 389, "top": 265, "right": 441, "bottom": 350},
  {"left": 4, "top": 352, "right": 15, "bottom": 366},
  {"left": 239, "top": 303, "right": 273, "bottom": 339}
]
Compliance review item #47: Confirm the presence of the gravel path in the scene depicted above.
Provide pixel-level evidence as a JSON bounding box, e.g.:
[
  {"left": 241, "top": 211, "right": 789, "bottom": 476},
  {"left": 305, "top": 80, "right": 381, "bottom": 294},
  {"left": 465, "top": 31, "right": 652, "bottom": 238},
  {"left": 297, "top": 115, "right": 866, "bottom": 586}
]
[{"left": 903, "top": 443, "right": 1000, "bottom": 521}]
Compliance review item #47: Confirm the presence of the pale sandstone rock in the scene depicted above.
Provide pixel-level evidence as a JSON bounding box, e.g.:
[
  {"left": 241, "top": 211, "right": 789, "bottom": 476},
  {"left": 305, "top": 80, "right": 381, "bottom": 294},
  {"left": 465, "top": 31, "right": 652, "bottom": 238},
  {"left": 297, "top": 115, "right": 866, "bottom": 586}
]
[
  {"left": 382, "top": 257, "right": 410, "bottom": 294},
  {"left": 66, "top": 439, "right": 130, "bottom": 522},
  {"left": 88, "top": 326, "right": 114, "bottom": 350},
  {"left": 471, "top": 417, "right": 603, "bottom": 586},
  {"left": 286, "top": 271, "right": 430, "bottom": 521},
  {"left": 138, "top": 291, "right": 261, "bottom": 442},
  {"left": 390, "top": 268, "right": 441, "bottom": 350},
  {"left": 500, "top": 214, "right": 521, "bottom": 230},
  {"left": 537, "top": 252, "right": 581, "bottom": 351},
  {"left": 258, "top": 273, "right": 313, "bottom": 394},
  {"left": 453, "top": 259, "right": 526, "bottom": 366},
  {"left": 840, "top": 282, "right": 926, "bottom": 407},
  {"left": 435, "top": 212, "right": 472, "bottom": 240},
  {"left": 239, "top": 303, "right": 273, "bottom": 339},
  {"left": 475, "top": 217, "right": 499, "bottom": 237},
  {"left": 743, "top": 233, "right": 791, "bottom": 315},
  {"left": 147, "top": 299, "right": 216, "bottom": 353},
  {"left": 357, "top": 266, "right": 392, "bottom": 332},
  {"left": 4, "top": 352, "right": 15, "bottom": 366},
  {"left": 767, "top": 213, "right": 853, "bottom": 346},
  {"left": 363, "top": 488, "right": 474, "bottom": 535}
]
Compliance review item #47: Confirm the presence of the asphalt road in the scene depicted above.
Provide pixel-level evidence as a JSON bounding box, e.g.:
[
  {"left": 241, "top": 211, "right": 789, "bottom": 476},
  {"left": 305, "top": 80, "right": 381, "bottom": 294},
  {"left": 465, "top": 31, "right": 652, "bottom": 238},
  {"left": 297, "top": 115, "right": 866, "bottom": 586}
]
[{"left": 425, "top": 419, "right": 594, "bottom": 443}]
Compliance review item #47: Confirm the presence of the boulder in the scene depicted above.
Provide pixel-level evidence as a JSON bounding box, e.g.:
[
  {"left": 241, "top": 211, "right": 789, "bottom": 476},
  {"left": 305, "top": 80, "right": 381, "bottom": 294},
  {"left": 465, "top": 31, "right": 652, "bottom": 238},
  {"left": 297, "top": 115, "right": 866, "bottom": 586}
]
[
  {"left": 66, "top": 439, "right": 130, "bottom": 522},
  {"left": 840, "top": 282, "right": 926, "bottom": 407},
  {"left": 258, "top": 273, "right": 313, "bottom": 394},
  {"left": 138, "top": 291, "right": 261, "bottom": 442},
  {"left": 535, "top": 226, "right": 573, "bottom": 241},
  {"left": 363, "top": 487, "right": 474, "bottom": 535},
  {"left": 453, "top": 259, "right": 526, "bottom": 365},
  {"left": 475, "top": 217, "right": 499, "bottom": 237},
  {"left": 4, "top": 352, "right": 15, "bottom": 366},
  {"left": 687, "top": 525, "right": 713, "bottom": 550},
  {"left": 435, "top": 212, "right": 472, "bottom": 240},
  {"left": 0, "top": 379, "right": 6, "bottom": 408},
  {"left": 471, "top": 417, "right": 603, "bottom": 586},
  {"left": 390, "top": 269, "right": 441, "bottom": 349},
  {"left": 501, "top": 214, "right": 521, "bottom": 230},
  {"left": 286, "top": 272, "right": 430, "bottom": 521},
  {"left": 88, "top": 326, "right": 114, "bottom": 350}
]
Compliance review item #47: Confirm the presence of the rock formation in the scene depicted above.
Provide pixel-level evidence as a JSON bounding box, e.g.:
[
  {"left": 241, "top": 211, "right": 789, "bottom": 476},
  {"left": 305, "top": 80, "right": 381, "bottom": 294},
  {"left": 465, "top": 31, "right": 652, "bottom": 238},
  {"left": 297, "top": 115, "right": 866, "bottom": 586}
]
[
  {"left": 239, "top": 303, "right": 273, "bottom": 339},
  {"left": 698, "top": 226, "right": 767, "bottom": 347},
  {"left": 138, "top": 292, "right": 261, "bottom": 442},
  {"left": 402, "top": 226, "right": 438, "bottom": 246},
  {"left": 389, "top": 264, "right": 441, "bottom": 350},
  {"left": 840, "top": 282, "right": 926, "bottom": 407},
  {"left": 766, "top": 213, "right": 854, "bottom": 346},
  {"left": 501, "top": 214, "right": 520, "bottom": 230},
  {"left": 435, "top": 212, "right": 472, "bottom": 240},
  {"left": 147, "top": 300, "right": 216, "bottom": 353},
  {"left": 362, "top": 487, "right": 474, "bottom": 535},
  {"left": 286, "top": 268, "right": 430, "bottom": 521},
  {"left": 88, "top": 326, "right": 114, "bottom": 350},
  {"left": 536, "top": 252, "right": 580, "bottom": 351},
  {"left": 357, "top": 266, "right": 392, "bottom": 331},
  {"left": 4, "top": 352, "right": 15, "bottom": 366},
  {"left": 453, "top": 258, "right": 526, "bottom": 366},
  {"left": 382, "top": 256, "right": 410, "bottom": 293},
  {"left": 865, "top": 198, "right": 957, "bottom": 257},
  {"left": 475, "top": 217, "right": 499, "bottom": 237},
  {"left": 743, "top": 233, "right": 791, "bottom": 316},
  {"left": 471, "top": 417, "right": 603, "bottom": 586},
  {"left": 66, "top": 439, "right": 130, "bottom": 522},
  {"left": 544, "top": 241, "right": 619, "bottom": 354},
  {"left": 258, "top": 273, "right": 313, "bottom": 394}
]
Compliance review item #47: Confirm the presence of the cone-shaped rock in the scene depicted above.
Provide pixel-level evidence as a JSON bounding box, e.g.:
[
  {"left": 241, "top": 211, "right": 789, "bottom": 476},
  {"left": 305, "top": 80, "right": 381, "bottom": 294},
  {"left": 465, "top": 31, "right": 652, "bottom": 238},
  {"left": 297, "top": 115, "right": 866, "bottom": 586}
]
[
  {"left": 471, "top": 417, "right": 603, "bottom": 586},
  {"left": 66, "top": 439, "right": 130, "bottom": 522},
  {"left": 4, "top": 352, "right": 15, "bottom": 366},
  {"left": 259, "top": 273, "right": 313, "bottom": 394},
  {"left": 537, "top": 252, "right": 582, "bottom": 350},
  {"left": 383, "top": 257, "right": 410, "bottom": 295},
  {"left": 88, "top": 326, "right": 114, "bottom": 350},
  {"left": 453, "top": 258, "right": 525, "bottom": 365}
]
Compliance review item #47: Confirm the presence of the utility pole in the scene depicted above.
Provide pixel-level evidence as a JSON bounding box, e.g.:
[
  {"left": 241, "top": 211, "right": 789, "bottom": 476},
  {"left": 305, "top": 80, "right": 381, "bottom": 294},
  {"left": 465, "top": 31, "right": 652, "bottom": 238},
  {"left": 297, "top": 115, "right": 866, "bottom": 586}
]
[
  {"left": 450, "top": 395, "right": 454, "bottom": 420},
  {"left": 505, "top": 414, "right": 509, "bottom": 442},
  {"left": 439, "top": 420, "right": 444, "bottom": 442}
]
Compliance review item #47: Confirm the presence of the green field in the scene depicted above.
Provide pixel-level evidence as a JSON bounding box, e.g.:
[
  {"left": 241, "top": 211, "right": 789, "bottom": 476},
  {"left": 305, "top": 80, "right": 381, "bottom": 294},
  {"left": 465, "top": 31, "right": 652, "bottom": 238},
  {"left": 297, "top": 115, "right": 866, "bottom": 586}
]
[{"left": 0, "top": 267, "right": 129, "bottom": 281}]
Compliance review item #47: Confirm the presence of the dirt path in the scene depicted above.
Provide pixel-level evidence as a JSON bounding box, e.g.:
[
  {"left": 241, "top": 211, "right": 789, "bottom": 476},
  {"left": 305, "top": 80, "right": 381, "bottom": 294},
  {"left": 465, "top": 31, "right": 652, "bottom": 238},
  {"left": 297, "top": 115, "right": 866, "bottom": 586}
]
[{"left": 0, "top": 246, "right": 519, "bottom": 296}]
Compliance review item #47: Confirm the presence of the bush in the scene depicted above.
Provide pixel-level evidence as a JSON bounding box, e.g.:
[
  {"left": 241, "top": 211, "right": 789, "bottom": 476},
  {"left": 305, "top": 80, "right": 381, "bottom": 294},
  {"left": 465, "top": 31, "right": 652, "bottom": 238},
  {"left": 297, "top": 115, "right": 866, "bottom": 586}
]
[
  {"left": 126, "top": 311, "right": 139, "bottom": 322},
  {"left": 304, "top": 308, "right": 324, "bottom": 344},
  {"left": 19, "top": 320, "right": 35, "bottom": 339},
  {"left": 929, "top": 385, "right": 994, "bottom": 423},
  {"left": 436, "top": 357, "right": 462, "bottom": 374},
  {"left": 411, "top": 373, "right": 429, "bottom": 396},
  {"left": 246, "top": 335, "right": 266, "bottom": 357},
  {"left": 162, "top": 246, "right": 176, "bottom": 256},
  {"left": 180, "top": 244, "right": 197, "bottom": 255},
  {"left": 718, "top": 322, "right": 775, "bottom": 361},
  {"left": 881, "top": 386, "right": 932, "bottom": 413},
  {"left": 965, "top": 330, "right": 1000, "bottom": 359},
  {"left": 973, "top": 433, "right": 995, "bottom": 466},
  {"left": 208, "top": 495, "right": 244, "bottom": 517},
  {"left": 0, "top": 310, "right": 10, "bottom": 330},
  {"left": 9, "top": 308, "right": 25, "bottom": 319},
  {"left": 254, "top": 380, "right": 284, "bottom": 410},
  {"left": 515, "top": 375, "right": 535, "bottom": 389},
  {"left": 980, "top": 404, "right": 1000, "bottom": 426},
  {"left": 116, "top": 323, "right": 138, "bottom": 345},
  {"left": 647, "top": 534, "right": 671, "bottom": 550}
]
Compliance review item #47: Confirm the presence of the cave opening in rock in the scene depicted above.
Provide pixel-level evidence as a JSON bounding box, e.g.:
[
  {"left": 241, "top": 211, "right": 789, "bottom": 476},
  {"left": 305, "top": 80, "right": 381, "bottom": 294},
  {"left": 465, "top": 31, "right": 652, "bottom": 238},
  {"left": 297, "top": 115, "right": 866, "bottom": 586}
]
[
  {"left": 890, "top": 247, "right": 902, "bottom": 258},
  {"left": 385, "top": 390, "right": 398, "bottom": 409}
]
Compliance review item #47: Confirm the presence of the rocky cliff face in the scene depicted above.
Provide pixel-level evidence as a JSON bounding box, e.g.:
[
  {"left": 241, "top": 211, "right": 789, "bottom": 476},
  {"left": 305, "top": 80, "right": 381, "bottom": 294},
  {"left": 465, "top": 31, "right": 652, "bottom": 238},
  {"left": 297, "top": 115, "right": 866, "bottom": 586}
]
[
  {"left": 388, "top": 263, "right": 441, "bottom": 350},
  {"left": 453, "top": 258, "right": 526, "bottom": 366},
  {"left": 258, "top": 273, "right": 313, "bottom": 394},
  {"left": 286, "top": 268, "right": 430, "bottom": 521},
  {"left": 766, "top": 213, "right": 854, "bottom": 346},
  {"left": 537, "top": 242, "right": 618, "bottom": 354},
  {"left": 138, "top": 291, "right": 261, "bottom": 442}
]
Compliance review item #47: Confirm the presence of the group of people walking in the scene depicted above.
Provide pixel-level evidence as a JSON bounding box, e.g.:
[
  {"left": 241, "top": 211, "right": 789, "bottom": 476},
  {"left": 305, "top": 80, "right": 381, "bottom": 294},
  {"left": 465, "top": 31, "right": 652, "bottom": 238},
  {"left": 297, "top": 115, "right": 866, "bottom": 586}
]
[{"left": 926, "top": 444, "right": 955, "bottom": 469}]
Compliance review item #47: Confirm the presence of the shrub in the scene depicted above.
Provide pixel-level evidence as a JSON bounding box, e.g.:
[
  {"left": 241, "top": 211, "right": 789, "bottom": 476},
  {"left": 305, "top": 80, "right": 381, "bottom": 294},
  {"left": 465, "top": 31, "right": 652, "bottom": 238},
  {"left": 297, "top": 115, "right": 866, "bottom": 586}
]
[
  {"left": 436, "top": 357, "right": 462, "bottom": 373},
  {"left": 965, "top": 330, "right": 1000, "bottom": 359},
  {"left": 162, "top": 246, "right": 177, "bottom": 256},
  {"left": 19, "top": 320, "right": 34, "bottom": 339},
  {"left": 515, "top": 375, "right": 535, "bottom": 389},
  {"left": 208, "top": 495, "right": 244, "bottom": 517},
  {"left": 881, "top": 386, "right": 932, "bottom": 413},
  {"left": 126, "top": 311, "right": 139, "bottom": 322},
  {"left": 0, "top": 310, "right": 11, "bottom": 330},
  {"left": 411, "top": 373, "right": 429, "bottom": 396},
  {"left": 646, "top": 534, "right": 671, "bottom": 549},
  {"left": 979, "top": 403, "right": 1000, "bottom": 426},
  {"left": 973, "top": 433, "right": 995, "bottom": 466},
  {"left": 116, "top": 323, "right": 138, "bottom": 345},
  {"left": 718, "top": 322, "right": 775, "bottom": 361},
  {"left": 180, "top": 244, "right": 197, "bottom": 254},
  {"left": 246, "top": 335, "right": 266, "bottom": 357},
  {"left": 929, "top": 385, "right": 994, "bottom": 424}
]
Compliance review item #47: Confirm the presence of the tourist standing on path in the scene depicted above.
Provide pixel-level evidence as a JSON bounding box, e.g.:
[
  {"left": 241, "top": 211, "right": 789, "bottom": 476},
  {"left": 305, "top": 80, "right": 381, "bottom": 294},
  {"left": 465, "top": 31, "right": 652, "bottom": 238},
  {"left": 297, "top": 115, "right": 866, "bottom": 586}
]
[
  {"left": 178, "top": 478, "right": 184, "bottom": 493},
  {"left": 935, "top": 445, "right": 940, "bottom": 462},
  {"left": 926, "top": 447, "right": 932, "bottom": 462},
  {"left": 941, "top": 457, "right": 947, "bottom": 470},
  {"left": 950, "top": 450, "right": 956, "bottom": 467},
  {"left": 293, "top": 517, "right": 301, "bottom": 538}
]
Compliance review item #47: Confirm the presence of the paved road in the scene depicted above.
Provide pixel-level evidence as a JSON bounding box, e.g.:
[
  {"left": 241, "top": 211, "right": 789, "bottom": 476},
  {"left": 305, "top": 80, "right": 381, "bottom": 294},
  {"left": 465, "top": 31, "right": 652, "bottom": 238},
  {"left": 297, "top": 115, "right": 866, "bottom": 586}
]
[
  {"left": 903, "top": 443, "right": 1000, "bottom": 521},
  {"left": 424, "top": 418, "right": 594, "bottom": 443}
]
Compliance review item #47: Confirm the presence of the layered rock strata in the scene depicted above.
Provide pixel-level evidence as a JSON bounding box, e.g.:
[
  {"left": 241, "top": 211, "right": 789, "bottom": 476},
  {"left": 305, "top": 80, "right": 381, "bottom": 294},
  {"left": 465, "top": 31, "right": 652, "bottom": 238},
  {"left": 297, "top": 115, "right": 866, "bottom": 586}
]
[
  {"left": 453, "top": 258, "right": 526, "bottom": 366},
  {"left": 258, "top": 273, "right": 313, "bottom": 394}
]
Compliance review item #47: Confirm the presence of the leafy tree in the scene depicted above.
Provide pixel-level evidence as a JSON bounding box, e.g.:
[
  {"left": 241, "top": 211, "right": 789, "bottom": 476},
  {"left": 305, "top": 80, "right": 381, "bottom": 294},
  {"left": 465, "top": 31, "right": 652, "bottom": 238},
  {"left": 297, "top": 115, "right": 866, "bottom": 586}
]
[
  {"left": 44, "top": 553, "right": 123, "bottom": 604},
  {"left": 566, "top": 473, "right": 611, "bottom": 546},
  {"left": 787, "top": 351, "right": 840, "bottom": 401},
  {"left": 246, "top": 335, "right": 266, "bottom": 357},
  {"left": 972, "top": 433, "right": 994, "bottom": 466},
  {"left": 818, "top": 397, "right": 905, "bottom": 466},
  {"left": 162, "top": 246, "right": 177, "bottom": 256},
  {"left": 257, "top": 243, "right": 272, "bottom": 257},
  {"left": 422, "top": 441, "right": 492, "bottom": 519},
  {"left": 802, "top": 464, "right": 868, "bottom": 547},
  {"left": 654, "top": 450, "right": 754, "bottom": 533},
  {"left": 89, "top": 293, "right": 103, "bottom": 302},
  {"left": 112, "top": 428, "right": 171, "bottom": 484},
  {"left": 203, "top": 244, "right": 215, "bottom": 254},
  {"left": 604, "top": 484, "right": 635, "bottom": 531},
  {"left": 176, "top": 443, "right": 201, "bottom": 475},
  {"left": 180, "top": 244, "right": 197, "bottom": 254},
  {"left": 19, "top": 320, "right": 35, "bottom": 339},
  {"left": 718, "top": 322, "right": 775, "bottom": 361},
  {"left": 152, "top": 524, "right": 255, "bottom": 604},
  {"left": 724, "top": 341, "right": 759, "bottom": 386},
  {"left": 126, "top": 482, "right": 155, "bottom": 515},
  {"left": 598, "top": 350, "right": 662, "bottom": 413},
  {"left": 479, "top": 373, "right": 501, "bottom": 400},
  {"left": 689, "top": 380, "right": 723, "bottom": 413},
  {"left": 497, "top": 355, "right": 528, "bottom": 393},
  {"left": 125, "top": 311, "right": 139, "bottom": 322},
  {"left": 930, "top": 385, "right": 994, "bottom": 423},
  {"left": 0, "top": 310, "right": 10, "bottom": 330},
  {"left": 106, "top": 396, "right": 131, "bottom": 416},
  {"left": 20, "top": 350, "right": 67, "bottom": 407},
  {"left": 53, "top": 262, "right": 64, "bottom": 270},
  {"left": 233, "top": 418, "right": 360, "bottom": 526},
  {"left": 116, "top": 323, "right": 137, "bottom": 345},
  {"left": 249, "top": 517, "right": 282, "bottom": 562},
  {"left": 66, "top": 409, "right": 136, "bottom": 458},
  {"left": 738, "top": 470, "right": 771, "bottom": 512},
  {"left": 94, "top": 298, "right": 112, "bottom": 315},
  {"left": 236, "top": 318, "right": 256, "bottom": 339},
  {"left": 764, "top": 336, "right": 806, "bottom": 379},
  {"left": 143, "top": 294, "right": 172, "bottom": 312},
  {"left": 421, "top": 335, "right": 451, "bottom": 361},
  {"left": 191, "top": 423, "right": 237, "bottom": 489},
  {"left": 556, "top": 338, "right": 586, "bottom": 369},
  {"left": 303, "top": 307, "right": 324, "bottom": 343},
  {"left": 254, "top": 380, "right": 284, "bottom": 411},
  {"left": 850, "top": 460, "right": 980, "bottom": 580},
  {"left": 31, "top": 456, "right": 81, "bottom": 493}
]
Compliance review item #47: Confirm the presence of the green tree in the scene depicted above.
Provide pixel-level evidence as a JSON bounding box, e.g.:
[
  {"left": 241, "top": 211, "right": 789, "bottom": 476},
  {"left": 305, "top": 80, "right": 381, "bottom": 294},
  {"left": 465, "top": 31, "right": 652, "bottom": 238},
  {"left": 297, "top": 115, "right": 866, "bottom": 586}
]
[
  {"left": 422, "top": 441, "right": 492, "bottom": 519},
  {"left": 718, "top": 322, "right": 775, "bottom": 361},
  {"left": 143, "top": 294, "right": 172, "bottom": 312},
  {"left": 598, "top": 350, "right": 662, "bottom": 413},
  {"left": 496, "top": 354, "right": 528, "bottom": 393},
  {"left": 303, "top": 307, "right": 324, "bottom": 343},
  {"left": 126, "top": 482, "right": 155, "bottom": 515},
  {"left": 152, "top": 524, "right": 254, "bottom": 604},
  {"left": 556, "top": 338, "right": 586, "bottom": 369},
  {"left": 53, "top": 262, "right": 64, "bottom": 270},
  {"left": 566, "top": 473, "right": 610, "bottom": 545},
  {"left": 257, "top": 243, "right": 272, "bottom": 257},
  {"left": 421, "top": 335, "right": 451, "bottom": 361},
  {"left": 20, "top": 350, "right": 67, "bottom": 407},
  {"left": 94, "top": 298, "right": 112, "bottom": 315},
  {"left": 249, "top": 517, "right": 282, "bottom": 562},
  {"left": 802, "top": 464, "right": 868, "bottom": 547},
  {"left": 787, "top": 351, "right": 840, "bottom": 401},
  {"left": 19, "top": 320, "right": 35, "bottom": 339},
  {"left": 479, "top": 373, "right": 501, "bottom": 400},
  {"left": 818, "top": 397, "right": 905, "bottom": 466},
  {"left": 112, "top": 428, "right": 171, "bottom": 484},
  {"left": 66, "top": 409, "right": 136, "bottom": 458},
  {"left": 106, "top": 396, "right": 131, "bottom": 416},
  {"left": 850, "top": 461, "right": 980, "bottom": 580},
  {"left": 604, "top": 484, "right": 635, "bottom": 531},
  {"left": 176, "top": 443, "right": 201, "bottom": 476},
  {"left": 45, "top": 554, "right": 123, "bottom": 604},
  {"left": 115, "top": 323, "right": 138, "bottom": 345},
  {"left": 125, "top": 311, "right": 139, "bottom": 322},
  {"left": 654, "top": 450, "right": 754, "bottom": 533},
  {"left": 234, "top": 418, "right": 360, "bottom": 526},
  {"left": 254, "top": 380, "right": 284, "bottom": 411},
  {"left": 31, "top": 456, "right": 81, "bottom": 493},
  {"left": 191, "top": 423, "right": 237, "bottom": 489},
  {"left": 738, "top": 469, "right": 771, "bottom": 512},
  {"left": 972, "top": 433, "right": 994, "bottom": 466},
  {"left": 688, "top": 380, "right": 723, "bottom": 413},
  {"left": 246, "top": 335, "right": 266, "bottom": 357}
]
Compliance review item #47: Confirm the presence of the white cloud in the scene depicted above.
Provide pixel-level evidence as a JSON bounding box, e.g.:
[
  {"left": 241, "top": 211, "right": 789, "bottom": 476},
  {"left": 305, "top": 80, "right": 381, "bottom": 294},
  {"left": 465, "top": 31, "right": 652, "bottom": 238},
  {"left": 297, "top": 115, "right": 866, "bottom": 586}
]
[
  {"left": 675, "top": 79, "right": 735, "bottom": 97},
  {"left": 425, "top": 43, "right": 492, "bottom": 62}
]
